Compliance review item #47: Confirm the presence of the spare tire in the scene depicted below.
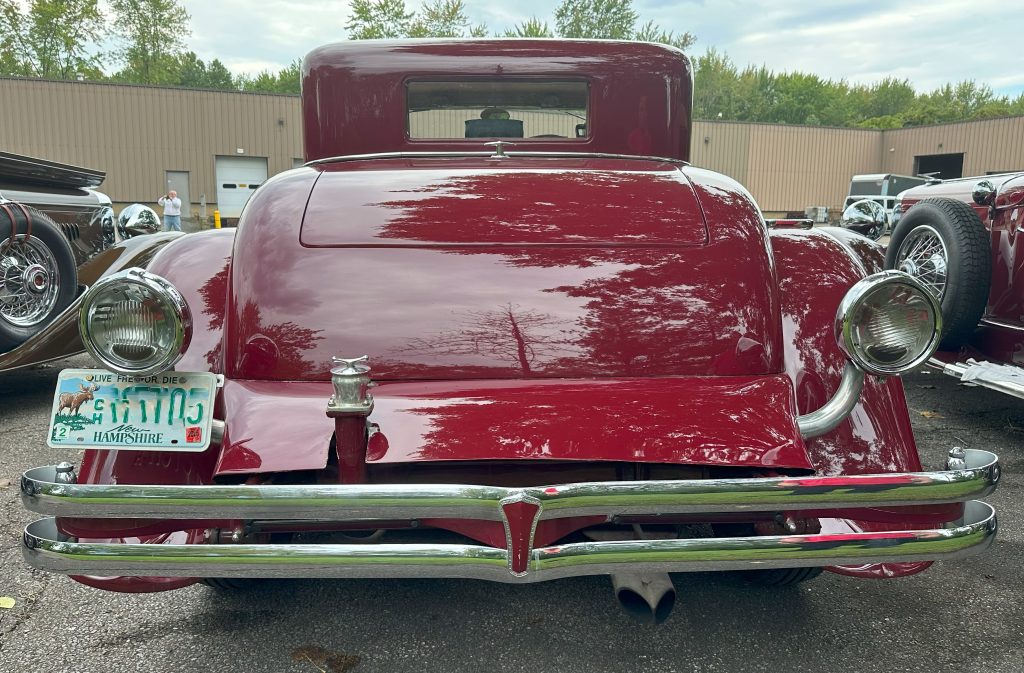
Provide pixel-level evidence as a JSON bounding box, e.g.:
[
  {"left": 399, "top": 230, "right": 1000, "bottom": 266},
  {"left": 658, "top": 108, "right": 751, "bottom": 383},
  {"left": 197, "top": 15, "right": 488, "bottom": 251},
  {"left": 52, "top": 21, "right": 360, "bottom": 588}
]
[
  {"left": 0, "top": 204, "right": 78, "bottom": 351},
  {"left": 885, "top": 198, "right": 991, "bottom": 350}
]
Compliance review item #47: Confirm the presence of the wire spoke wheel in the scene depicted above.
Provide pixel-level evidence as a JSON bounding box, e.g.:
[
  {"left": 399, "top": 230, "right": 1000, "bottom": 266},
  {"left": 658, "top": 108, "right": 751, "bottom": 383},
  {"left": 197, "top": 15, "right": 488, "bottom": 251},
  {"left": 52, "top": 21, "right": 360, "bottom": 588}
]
[
  {"left": 894, "top": 224, "right": 948, "bottom": 300},
  {"left": 0, "top": 234, "right": 61, "bottom": 327}
]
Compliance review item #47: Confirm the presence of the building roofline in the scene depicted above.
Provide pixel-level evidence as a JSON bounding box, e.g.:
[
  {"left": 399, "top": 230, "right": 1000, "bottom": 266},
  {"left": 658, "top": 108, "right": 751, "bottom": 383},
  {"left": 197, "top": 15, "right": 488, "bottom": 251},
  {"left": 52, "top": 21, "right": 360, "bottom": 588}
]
[{"left": 0, "top": 75, "right": 299, "bottom": 99}]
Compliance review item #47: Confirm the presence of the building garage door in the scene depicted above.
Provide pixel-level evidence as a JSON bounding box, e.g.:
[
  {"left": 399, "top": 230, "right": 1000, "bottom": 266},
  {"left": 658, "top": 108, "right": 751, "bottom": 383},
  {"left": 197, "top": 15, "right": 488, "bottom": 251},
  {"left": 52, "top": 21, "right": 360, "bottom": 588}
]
[{"left": 215, "top": 156, "right": 268, "bottom": 218}]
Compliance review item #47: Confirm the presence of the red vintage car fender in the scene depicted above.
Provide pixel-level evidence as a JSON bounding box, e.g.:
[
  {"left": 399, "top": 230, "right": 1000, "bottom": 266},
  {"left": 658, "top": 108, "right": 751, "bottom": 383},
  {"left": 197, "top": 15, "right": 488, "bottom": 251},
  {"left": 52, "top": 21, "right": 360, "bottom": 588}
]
[{"left": 770, "top": 227, "right": 936, "bottom": 579}]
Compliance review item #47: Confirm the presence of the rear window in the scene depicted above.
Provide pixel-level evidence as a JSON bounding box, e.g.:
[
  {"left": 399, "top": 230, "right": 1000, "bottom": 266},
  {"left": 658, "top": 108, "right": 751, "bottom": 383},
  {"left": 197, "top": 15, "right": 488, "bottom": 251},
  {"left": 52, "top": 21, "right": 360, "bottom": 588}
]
[{"left": 407, "top": 80, "right": 589, "bottom": 141}]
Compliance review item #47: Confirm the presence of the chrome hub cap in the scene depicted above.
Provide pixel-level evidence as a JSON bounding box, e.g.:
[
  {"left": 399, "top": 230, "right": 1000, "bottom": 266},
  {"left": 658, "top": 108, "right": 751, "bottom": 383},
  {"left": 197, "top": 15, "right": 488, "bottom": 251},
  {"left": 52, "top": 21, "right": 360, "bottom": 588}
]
[
  {"left": 894, "top": 225, "right": 948, "bottom": 300},
  {"left": 24, "top": 264, "right": 48, "bottom": 294},
  {"left": 0, "top": 236, "right": 61, "bottom": 327}
]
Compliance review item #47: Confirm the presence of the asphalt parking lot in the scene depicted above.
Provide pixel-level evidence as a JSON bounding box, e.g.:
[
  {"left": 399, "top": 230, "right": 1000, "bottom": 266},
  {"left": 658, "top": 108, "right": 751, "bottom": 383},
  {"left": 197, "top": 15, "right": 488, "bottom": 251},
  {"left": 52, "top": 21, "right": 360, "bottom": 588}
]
[{"left": 1, "top": 356, "right": 1022, "bottom": 673}]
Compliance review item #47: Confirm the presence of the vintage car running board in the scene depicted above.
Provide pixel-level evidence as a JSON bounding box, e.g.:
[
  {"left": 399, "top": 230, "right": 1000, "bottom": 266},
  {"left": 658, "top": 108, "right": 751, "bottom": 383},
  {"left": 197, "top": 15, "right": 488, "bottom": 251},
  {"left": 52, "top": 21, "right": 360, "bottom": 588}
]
[
  {"left": 21, "top": 449, "right": 999, "bottom": 521},
  {"left": 23, "top": 501, "right": 996, "bottom": 581},
  {"left": 930, "top": 357, "right": 1024, "bottom": 400}
]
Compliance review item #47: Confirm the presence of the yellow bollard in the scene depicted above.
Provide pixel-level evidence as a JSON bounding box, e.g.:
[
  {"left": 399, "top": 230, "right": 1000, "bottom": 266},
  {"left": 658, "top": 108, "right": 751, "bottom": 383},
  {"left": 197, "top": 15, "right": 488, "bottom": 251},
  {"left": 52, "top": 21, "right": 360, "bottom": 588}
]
[{"left": 214, "top": 210, "right": 221, "bottom": 229}]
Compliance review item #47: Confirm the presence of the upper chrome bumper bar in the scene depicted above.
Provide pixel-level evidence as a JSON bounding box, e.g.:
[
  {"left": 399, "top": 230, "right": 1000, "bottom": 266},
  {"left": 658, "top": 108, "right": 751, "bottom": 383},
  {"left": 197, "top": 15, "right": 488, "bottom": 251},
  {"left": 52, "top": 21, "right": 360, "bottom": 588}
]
[
  {"left": 23, "top": 501, "right": 997, "bottom": 581},
  {"left": 21, "top": 449, "right": 999, "bottom": 521}
]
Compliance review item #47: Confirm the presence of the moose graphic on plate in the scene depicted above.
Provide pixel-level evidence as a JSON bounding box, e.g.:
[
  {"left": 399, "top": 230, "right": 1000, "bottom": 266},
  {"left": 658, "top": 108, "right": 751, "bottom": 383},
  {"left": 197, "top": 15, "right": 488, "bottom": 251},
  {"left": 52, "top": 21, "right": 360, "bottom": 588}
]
[{"left": 47, "top": 369, "right": 214, "bottom": 450}]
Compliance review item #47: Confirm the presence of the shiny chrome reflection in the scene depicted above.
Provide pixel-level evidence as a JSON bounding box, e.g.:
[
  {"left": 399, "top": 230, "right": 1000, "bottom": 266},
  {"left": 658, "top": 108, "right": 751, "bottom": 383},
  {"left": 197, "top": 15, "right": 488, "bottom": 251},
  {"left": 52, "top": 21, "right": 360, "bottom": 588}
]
[
  {"left": 117, "top": 204, "right": 161, "bottom": 239},
  {"left": 22, "top": 501, "right": 997, "bottom": 580},
  {"left": 841, "top": 199, "right": 888, "bottom": 240},
  {"left": 22, "top": 449, "right": 999, "bottom": 520},
  {"left": 796, "top": 361, "right": 865, "bottom": 438},
  {"left": 972, "top": 179, "right": 996, "bottom": 206},
  {"left": 0, "top": 235, "right": 62, "bottom": 327}
]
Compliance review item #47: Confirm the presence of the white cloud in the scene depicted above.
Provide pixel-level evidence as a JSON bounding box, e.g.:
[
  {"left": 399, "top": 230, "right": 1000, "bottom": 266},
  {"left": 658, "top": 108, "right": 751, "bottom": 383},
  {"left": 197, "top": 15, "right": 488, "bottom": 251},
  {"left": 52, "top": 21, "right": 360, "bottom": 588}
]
[{"left": 177, "top": 0, "right": 1024, "bottom": 96}]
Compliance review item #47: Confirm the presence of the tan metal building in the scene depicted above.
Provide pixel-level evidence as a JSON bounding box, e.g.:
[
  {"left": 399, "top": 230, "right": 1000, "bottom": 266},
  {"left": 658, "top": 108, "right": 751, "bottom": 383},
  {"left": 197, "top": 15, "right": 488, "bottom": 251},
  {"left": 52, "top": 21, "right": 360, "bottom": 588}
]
[
  {"left": 0, "top": 78, "right": 303, "bottom": 221},
  {"left": 1, "top": 77, "right": 1022, "bottom": 220}
]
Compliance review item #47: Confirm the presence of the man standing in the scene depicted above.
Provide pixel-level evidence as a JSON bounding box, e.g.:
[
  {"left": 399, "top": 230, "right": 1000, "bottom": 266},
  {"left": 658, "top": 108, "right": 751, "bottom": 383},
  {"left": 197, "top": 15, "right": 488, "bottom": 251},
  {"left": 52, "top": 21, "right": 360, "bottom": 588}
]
[{"left": 158, "top": 190, "right": 182, "bottom": 231}]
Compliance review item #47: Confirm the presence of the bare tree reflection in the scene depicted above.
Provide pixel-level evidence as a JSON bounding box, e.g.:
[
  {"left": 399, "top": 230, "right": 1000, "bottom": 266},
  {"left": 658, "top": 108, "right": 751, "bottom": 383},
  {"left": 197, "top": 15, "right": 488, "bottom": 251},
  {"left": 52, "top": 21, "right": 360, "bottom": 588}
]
[{"left": 398, "top": 303, "right": 575, "bottom": 376}]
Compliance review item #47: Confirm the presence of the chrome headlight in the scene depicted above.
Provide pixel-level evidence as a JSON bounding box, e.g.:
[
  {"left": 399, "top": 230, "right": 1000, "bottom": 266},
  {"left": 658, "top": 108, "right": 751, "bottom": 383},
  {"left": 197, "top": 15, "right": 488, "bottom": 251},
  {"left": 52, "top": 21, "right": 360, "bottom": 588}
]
[
  {"left": 836, "top": 270, "right": 942, "bottom": 376},
  {"left": 79, "top": 268, "right": 191, "bottom": 376}
]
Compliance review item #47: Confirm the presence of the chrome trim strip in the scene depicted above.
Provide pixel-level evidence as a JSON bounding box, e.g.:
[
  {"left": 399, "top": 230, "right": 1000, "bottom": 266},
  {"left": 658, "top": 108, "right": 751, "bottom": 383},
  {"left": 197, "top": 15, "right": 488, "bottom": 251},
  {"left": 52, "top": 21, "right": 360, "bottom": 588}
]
[
  {"left": 930, "top": 358, "right": 1024, "bottom": 401},
  {"left": 979, "top": 317, "right": 1024, "bottom": 332},
  {"left": 305, "top": 151, "right": 690, "bottom": 167},
  {"left": 21, "top": 448, "right": 999, "bottom": 520},
  {"left": 22, "top": 501, "right": 997, "bottom": 580},
  {"left": 796, "top": 361, "right": 865, "bottom": 438}
]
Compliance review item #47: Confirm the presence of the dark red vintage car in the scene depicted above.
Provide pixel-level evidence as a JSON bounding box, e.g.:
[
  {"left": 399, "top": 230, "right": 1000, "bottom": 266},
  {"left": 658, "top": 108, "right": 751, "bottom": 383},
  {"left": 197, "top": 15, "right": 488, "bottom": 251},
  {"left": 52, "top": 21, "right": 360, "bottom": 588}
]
[
  {"left": 20, "top": 40, "right": 998, "bottom": 623},
  {"left": 885, "top": 173, "right": 1024, "bottom": 399}
]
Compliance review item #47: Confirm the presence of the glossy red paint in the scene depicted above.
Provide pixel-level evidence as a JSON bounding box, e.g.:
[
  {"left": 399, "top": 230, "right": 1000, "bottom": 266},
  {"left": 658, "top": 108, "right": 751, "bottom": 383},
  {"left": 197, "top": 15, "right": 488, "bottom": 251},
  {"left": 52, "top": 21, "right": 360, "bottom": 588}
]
[
  {"left": 228, "top": 159, "right": 782, "bottom": 381},
  {"left": 145, "top": 228, "right": 235, "bottom": 373},
  {"left": 302, "top": 158, "right": 707, "bottom": 246},
  {"left": 771, "top": 229, "right": 921, "bottom": 475},
  {"left": 212, "top": 374, "right": 809, "bottom": 478},
  {"left": 302, "top": 40, "right": 692, "bottom": 161}
]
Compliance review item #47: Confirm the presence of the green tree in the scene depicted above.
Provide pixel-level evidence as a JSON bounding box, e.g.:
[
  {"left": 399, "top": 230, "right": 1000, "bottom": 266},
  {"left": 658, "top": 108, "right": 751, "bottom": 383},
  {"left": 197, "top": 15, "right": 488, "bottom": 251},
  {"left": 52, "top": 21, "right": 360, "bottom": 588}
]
[
  {"left": 554, "top": 0, "right": 637, "bottom": 39},
  {"left": 633, "top": 19, "right": 695, "bottom": 51},
  {"left": 176, "top": 51, "right": 235, "bottom": 89},
  {"left": 548, "top": 0, "right": 694, "bottom": 49},
  {"left": 502, "top": 17, "right": 554, "bottom": 38},
  {"left": 692, "top": 48, "right": 739, "bottom": 120},
  {"left": 346, "top": 0, "right": 414, "bottom": 39},
  {"left": 409, "top": 0, "right": 485, "bottom": 38},
  {"left": 0, "top": 0, "right": 105, "bottom": 79},
  {"left": 110, "top": 0, "right": 191, "bottom": 85},
  {"left": 237, "top": 59, "right": 301, "bottom": 95}
]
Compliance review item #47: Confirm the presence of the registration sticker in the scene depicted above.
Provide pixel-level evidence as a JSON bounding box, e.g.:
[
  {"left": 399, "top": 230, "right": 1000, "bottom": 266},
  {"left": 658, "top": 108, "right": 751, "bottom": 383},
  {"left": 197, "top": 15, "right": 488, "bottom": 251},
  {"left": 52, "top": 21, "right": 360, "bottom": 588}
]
[{"left": 47, "top": 369, "right": 218, "bottom": 452}]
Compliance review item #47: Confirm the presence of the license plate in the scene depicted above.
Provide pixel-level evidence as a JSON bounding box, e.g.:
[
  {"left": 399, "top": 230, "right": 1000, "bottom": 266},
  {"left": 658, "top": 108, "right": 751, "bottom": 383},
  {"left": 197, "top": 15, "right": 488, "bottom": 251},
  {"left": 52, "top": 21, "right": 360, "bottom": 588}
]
[{"left": 47, "top": 369, "right": 218, "bottom": 452}]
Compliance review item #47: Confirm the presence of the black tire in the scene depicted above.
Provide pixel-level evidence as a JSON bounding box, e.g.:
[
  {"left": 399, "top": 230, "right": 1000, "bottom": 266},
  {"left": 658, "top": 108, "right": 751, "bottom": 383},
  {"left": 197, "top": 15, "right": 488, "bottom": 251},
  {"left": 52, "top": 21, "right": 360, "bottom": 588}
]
[
  {"left": 0, "top": 204, "right": 78, "bottom": 351},
  {"left": 885, "top": 198, "right": 991, "bottom": 350},
  {"left": 737, "top": 567, "right": 824, "bottom": 587},
  {"left": 203, "top": 577, "right": 262, "bottom": 591}
]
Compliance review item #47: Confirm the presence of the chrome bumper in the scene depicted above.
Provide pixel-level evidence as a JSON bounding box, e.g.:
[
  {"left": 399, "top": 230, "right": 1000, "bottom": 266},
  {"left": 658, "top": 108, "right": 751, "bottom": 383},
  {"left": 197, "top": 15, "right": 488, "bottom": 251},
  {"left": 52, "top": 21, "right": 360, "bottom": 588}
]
[
  {"left": 23, "top": 503, "right": 997, "bottom": 581},
  {"left": 21, "top": 448, "right": 1000, "bottom": 580}
]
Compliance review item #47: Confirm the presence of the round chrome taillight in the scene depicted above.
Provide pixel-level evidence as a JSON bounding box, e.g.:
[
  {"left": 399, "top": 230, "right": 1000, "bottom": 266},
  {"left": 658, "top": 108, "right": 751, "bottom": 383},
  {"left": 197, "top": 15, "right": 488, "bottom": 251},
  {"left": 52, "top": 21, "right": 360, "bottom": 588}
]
[
  {"left": 79, "top": 268, "right": 191, "bottom": 376},
  {"left": 835, "top": 270, "right": 942, "bottom": 376}
]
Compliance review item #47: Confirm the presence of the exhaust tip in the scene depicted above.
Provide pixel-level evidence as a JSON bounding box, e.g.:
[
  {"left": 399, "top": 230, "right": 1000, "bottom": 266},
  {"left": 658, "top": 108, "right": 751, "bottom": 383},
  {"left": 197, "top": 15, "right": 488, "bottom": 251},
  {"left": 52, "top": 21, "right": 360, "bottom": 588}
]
[
  {"left": 616, "top": 586, "right": 676, "bottom": 624},
  {"left": 612, "top": 573, "right": 677, "bottom": 624}
]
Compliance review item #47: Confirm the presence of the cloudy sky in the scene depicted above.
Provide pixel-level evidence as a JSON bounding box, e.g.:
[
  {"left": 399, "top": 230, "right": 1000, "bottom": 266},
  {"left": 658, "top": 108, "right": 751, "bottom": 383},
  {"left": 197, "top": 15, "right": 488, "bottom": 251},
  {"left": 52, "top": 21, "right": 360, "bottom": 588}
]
[{"left": 181, "top": 0, "right": 1023, "bottom": 96}]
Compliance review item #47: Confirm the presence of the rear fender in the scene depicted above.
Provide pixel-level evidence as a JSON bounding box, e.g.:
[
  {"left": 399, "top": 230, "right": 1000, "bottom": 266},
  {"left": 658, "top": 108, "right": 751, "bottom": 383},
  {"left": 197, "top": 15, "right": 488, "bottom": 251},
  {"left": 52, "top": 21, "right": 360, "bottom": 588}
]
[
  {"left": 67, "top": 228, "right": 236, "bottom": 594},
  {"left": 144, "top": 228, "right": 236, "bottom": 374},
  {"left": 71, "top": 228, "right": 236, "bottom": 487},
  {"left": 772, "top": 228, "right": 934, "bottom": 579},
  {"left": 770, "top": 228, "right": 920, "bottom": 476}
]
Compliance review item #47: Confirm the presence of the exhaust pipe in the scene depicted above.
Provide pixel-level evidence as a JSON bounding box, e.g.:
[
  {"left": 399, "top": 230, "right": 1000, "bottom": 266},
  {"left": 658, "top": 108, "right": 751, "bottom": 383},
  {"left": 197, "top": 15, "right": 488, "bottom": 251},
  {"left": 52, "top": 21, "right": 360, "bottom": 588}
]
[{"left": 611, "top": 573, "right": 676, "bottom": 624}]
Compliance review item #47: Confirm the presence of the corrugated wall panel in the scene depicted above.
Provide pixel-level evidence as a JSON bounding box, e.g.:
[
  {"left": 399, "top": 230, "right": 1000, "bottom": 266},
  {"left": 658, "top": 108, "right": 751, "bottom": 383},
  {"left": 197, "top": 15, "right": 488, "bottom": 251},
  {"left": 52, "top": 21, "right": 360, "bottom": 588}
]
[
  {"left": 743, "top": 124, "right": 880, "bottom": 214},
  {"left": 882, "top": 117, "right": 1024, "bottom": 176},
  {"left": 691, "top": 121, "right": 752, "bottom": 186},
  {"left": 0, "top": 78, "right": 303, "bottom": 215}
]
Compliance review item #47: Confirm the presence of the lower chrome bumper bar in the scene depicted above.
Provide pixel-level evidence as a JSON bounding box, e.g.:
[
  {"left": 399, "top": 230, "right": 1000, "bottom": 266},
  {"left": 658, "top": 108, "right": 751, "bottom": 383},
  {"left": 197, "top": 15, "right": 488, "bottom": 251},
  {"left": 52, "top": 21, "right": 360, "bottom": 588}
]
[{"left": 23, "top": 501, "right": 997, "bottom": 581}]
